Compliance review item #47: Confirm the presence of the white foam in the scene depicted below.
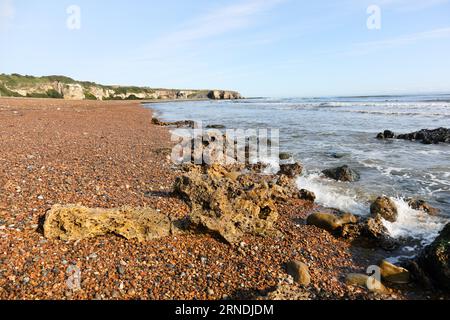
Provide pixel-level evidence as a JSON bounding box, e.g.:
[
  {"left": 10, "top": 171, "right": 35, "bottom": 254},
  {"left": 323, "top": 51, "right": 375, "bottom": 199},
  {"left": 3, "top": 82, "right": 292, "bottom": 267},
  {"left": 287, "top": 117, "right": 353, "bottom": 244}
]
[
  {"left": 296, "top": 173, "right": 367, "bottom": 215},
  {"left": 382, "top": 198, "right": 446, "bottom": 246}
]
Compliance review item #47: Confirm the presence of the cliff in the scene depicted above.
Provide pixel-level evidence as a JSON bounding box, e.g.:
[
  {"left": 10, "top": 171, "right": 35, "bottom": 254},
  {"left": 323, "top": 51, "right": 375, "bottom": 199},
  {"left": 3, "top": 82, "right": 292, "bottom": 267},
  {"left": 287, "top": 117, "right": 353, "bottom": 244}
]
[{"left": 0, "top": 73, "right": 242, "bottom": 101}]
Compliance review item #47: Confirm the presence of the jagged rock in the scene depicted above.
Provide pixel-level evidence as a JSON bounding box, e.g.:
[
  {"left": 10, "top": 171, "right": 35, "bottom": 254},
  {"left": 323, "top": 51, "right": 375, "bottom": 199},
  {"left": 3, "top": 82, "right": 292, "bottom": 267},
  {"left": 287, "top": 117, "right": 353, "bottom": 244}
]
[
  {"left": 361, "top": 217, "right": 398, "bottom": 251},
  {"left": 379, "top": 260, "right": 410, "bottom": 284},
  {"left": 408, "top": 199, "right": 440, "bottom": 216},
  {"left": 370, "top": 196, "right": 398, "bottom": 222},
  {"left": 322, "top": 165, "right": 360, "bottom": 182},
  {"left": 207, "top": 90, "right": 242, "bottom": 100},
  {"left": 279, "top": 162, "right": 303, "bottom": 178},
  {"left": 174, "top": 164, "right": 290, "bottom": 245},
  {"left": 286, "top": 260, "right": 311, "bottom": 286},
  {"left": 397, "top": 127, "right": 450, "bottom": 144},
  {"left": 376, "top": 130, "right": 395, "bottom": 140},
  {"left": 306, "top": 212, "right": 358, "bottom": 233},
  {"left": 43, "top": 205, "right": 173, "bottom": 241},
  {"left": 417, "top": 223, "right": 450, "bottom": 290},
  {"left": 345, "top": 273, "right": 388, "bottom": 294},
  {"left": 151, "top": 118, "right": 195, "bottom": 128},
  {"left": 298, "top": 189, "right": 316, "bottom": 202},
  {"left": 260, "top": 284, "right": 311, "bottom": 300}
]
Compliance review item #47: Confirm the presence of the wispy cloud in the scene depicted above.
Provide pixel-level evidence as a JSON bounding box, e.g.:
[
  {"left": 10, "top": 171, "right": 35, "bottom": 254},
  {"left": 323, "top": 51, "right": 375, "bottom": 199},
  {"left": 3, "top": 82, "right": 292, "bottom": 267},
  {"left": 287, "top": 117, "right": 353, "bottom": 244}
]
[
  {"left": 364, "top": 0, "right": 449, "bottom": 12},
  {"left": 350, "top": 27, "right": 450, "bottom": 55},
  {"left": 140, "top": 0, "right": 285, "bottom": 60},
  {"left": 0, "top": 0, "right": 14, "bottom": 31}
]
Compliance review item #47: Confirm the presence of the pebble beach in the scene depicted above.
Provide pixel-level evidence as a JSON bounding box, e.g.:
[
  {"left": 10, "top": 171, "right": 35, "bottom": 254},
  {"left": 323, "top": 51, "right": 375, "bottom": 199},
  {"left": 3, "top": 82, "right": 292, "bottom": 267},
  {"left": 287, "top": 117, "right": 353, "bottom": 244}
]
[{"left": 0, "top": 97, "right": 443, "bottom": 300}]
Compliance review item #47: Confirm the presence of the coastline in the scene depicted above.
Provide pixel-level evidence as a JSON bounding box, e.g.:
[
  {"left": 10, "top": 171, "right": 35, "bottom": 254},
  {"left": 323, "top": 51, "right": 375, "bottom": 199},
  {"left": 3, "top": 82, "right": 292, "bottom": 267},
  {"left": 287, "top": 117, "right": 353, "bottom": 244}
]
[{"left": 0, "top": 97, "right": 441, "bottom": 300}]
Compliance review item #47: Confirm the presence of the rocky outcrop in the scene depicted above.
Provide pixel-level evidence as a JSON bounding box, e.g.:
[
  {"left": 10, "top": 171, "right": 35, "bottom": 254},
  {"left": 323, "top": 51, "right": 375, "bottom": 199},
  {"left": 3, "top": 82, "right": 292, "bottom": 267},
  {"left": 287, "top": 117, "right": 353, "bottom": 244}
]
[
  {"left": 279, "top": 162, "right": 303, "bottom": 178},
  {"left": 61, "top": 84, "right": 85, "bottom": 100},
  {"left": 151, "top": 118, "right": 195, "bottom": 128},
  {"left": 174, "top": 163, "right": 299, "bottom": 245},
  {"left": 322, "top": 165, "right": 360, "bottom": 182},
  {"left": 207, "top": 90, "right": 242, "bottom": 100},
  {"left": 377, "top": 128, "right": 450, "bottom": 144},
  {"left": 416, "top": 223, "right": 450, "bottom": 290},
  {"left": 43, "top": 205, "right": 173, "bottom": 241},
  {"left": 370, "top": 196, "right": 398, "bottom": 222},
  {"left": 408, "top": 199, "right": 440, "bottom": 216},
  {"left": 299, "top": 189, "right": 316, "bottom": 202}
]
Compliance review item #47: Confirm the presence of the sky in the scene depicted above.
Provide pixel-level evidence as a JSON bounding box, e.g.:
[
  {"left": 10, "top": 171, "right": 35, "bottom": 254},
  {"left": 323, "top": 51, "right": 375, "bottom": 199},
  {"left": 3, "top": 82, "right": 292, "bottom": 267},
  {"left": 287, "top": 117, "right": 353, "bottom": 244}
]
[{"left": 1, "top": 0, "right": 450, "bottom": 97}]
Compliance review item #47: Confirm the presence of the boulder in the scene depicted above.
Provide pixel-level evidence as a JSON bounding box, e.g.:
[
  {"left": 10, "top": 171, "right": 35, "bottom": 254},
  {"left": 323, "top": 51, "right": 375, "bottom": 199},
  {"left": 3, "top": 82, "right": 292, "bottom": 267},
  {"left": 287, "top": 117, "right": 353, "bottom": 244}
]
[
  {"left": 417, "top": 223, "right": 450, "bottom": 290},
  {"left": 286, "top": 260, "right": 311, "bottom": 286},
  {"left": 298, "top": 189, "right": 316, "bottom": 202},
  {"left": 279, "top": 162, "right": 303, "bottom": 178},
  {"left": 322, "top": 165, "right": 360, "bottom": 182},
  {"left": 306, "top": 212, "right": 358, "bottom": 233},
  {"left": 379, "top": 260, "right": 410, "bottom": 284},
  {"left": 345, "top": 273, "right": 388, "bottom": 294},
  {"left": 43, "top": 205, "right": 173, "bottom": 241},
  {"left": 408, "top": 199, "right": 440, "bottom": 216},
  {"left": 174, "top": 164, "right": 289, "bottom": 245},
  {"left": 370, "top": 196, "right": 398, "bottom": 222},
  {"left": 361, "top": 216, "right": 398, "bottom": 251},
  {"left": 376, "top": 130, "right": 395, "bottom": 140},
  {"left": 279, "top": 152, "right": 292, "bottom": 161}
]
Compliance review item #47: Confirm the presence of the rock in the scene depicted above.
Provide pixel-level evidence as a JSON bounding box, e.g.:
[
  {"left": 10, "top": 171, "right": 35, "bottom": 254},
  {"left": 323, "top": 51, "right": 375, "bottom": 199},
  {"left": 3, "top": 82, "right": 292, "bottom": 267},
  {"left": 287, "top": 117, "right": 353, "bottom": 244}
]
[
  {"left": 361, "top": 217, "right": 398, "bottom": 251},
  {"left": 279, "top": 152, "right": 292, "bottom": 161},
  {"left": 62, "top": 84, "right": 85, "bottom": 100},
  {"left": 286, "top": 260, "right": 311, "bottom": 286},
  {"left": 370, "top": 196, "right": 398, "bottom": 222},
  {"left": 408, "top": 199, "right": 440, "bottom": 216},
  {"left": 377, "top": 130, "right": 395, "bottom": 140},
  {"left": 345, "top": 273, "right": 387, "bottom": 294},
  {"left": 417, "top": 223, "right": 450, "bottom": 290},
  {"left": 298, "top": 189, "right": 316, "bottom": 202},
  {"left": 207, "top": 90, "right": 241, "bottom": 100},
  {"left": 379, "top": 260, "right": 410, "bottom": 284},
  {"left": 261, "top": 283, "right": 311, "bottom": 300},
  {"left": 43, "top": 205, "right": 173, "bottom": 241},
  {"left": 279, "top": 162, "right": 303, "bottom": 178},
  {"left": 174, "top": 164, "right": 285, "bottom": 245},
  {"left": 206, "top": 124, "right": 226, "bottom": 129},
  {"left": 151, "top": 118, "right": 195, "bottom": 128},
  {"left": 322, "top": 165, "right": 360, "bottom": 182},
  {"left": 306, "top": 212, "right": 358, "bottom": 233},
  {"left": 397, "top": 127, "right": 450, "bottom": 144}
]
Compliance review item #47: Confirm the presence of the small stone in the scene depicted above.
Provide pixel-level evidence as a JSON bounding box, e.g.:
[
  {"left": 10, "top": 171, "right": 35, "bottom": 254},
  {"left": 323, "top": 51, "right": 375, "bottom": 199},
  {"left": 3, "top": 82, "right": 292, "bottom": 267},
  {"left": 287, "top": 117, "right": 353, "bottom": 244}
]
[
  {"left": 207, "top": 289, "right": 214, "bottom": 296},
  {"left": 286, "top": 260, "right": 311, "bottom": 286}
]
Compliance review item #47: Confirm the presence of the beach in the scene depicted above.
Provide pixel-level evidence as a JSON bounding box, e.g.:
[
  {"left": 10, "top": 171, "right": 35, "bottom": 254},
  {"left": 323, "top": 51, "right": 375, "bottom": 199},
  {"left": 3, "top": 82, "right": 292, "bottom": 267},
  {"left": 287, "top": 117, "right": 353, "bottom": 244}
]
[{"left": 0, "top": 97, "right": 446, "bottom": 300}]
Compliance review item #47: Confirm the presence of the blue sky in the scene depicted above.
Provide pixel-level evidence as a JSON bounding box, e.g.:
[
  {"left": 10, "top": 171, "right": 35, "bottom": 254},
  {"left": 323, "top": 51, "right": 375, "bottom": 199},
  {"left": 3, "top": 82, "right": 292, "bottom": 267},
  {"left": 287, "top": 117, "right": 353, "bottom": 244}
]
[{"left": 1, "top": 0, "right": 450, "bottom": 97}]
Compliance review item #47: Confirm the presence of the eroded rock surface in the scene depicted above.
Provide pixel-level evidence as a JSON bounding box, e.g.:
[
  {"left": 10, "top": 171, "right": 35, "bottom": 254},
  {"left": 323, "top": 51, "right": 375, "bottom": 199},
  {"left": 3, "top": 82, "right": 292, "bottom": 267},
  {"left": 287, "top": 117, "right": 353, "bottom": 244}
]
[
  {"left": 322, "top": 165, "right": 360, "bottom": 182},
  {"left": 370, "top": 196, "right": 398, "bottom": 223},
  {"left": 174, "top": 164, "right": 298, "bottom": 244},
  {"left": 43, "top": 205, "right": 173, "bottom": 241}
]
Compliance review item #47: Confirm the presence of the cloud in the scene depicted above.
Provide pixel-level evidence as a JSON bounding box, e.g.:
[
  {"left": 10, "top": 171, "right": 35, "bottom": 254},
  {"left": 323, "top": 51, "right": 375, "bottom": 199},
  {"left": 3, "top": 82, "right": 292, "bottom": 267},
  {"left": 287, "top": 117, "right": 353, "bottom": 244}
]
[
  {"left": 349, "top": 27, "right": 450, "bottom": 55},
  {"left": 366, "top": 0, "right": 449, "bottom": 11},
  {"left": 140, "top": 0, "right": 285, "bottom": 60},
  {"left": 0, "top": 0, "right": 14, "bottom": 30}
]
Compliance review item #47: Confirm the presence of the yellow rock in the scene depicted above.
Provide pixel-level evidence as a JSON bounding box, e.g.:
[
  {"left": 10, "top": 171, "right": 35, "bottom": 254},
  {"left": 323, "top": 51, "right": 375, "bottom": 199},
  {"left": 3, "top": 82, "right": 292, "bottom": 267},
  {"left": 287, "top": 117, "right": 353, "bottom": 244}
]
[
  {"left": 44, "top": 205, "right": 173, "bottom": 241},
  {"left": 345, "top": 273, "right": 388, "bottom": 294},
  {"left": 379, "top": 260, "right": 410, "bottom": 284}
]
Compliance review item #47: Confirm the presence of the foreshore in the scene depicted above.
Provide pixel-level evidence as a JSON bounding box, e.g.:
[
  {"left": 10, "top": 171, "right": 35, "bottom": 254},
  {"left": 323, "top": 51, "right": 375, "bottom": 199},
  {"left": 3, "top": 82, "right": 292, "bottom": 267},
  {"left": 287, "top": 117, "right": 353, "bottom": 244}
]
[{"left": 0, "top": 98, "right": 439, "bottom": 300}]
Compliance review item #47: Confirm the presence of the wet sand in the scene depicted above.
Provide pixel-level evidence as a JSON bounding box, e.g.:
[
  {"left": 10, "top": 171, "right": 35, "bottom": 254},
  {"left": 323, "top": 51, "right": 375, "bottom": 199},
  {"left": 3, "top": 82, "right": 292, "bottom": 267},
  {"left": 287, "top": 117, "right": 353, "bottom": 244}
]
[{"left": 0, "top": 97, "right": 420, "bottom": 300}]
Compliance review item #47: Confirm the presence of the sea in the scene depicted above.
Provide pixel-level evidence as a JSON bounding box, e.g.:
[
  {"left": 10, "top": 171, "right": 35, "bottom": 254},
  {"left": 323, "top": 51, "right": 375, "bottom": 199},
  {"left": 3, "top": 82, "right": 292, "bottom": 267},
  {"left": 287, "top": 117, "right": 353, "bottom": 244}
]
[{"left": 146, "top": 94, "right": 450, "bottom": 257}]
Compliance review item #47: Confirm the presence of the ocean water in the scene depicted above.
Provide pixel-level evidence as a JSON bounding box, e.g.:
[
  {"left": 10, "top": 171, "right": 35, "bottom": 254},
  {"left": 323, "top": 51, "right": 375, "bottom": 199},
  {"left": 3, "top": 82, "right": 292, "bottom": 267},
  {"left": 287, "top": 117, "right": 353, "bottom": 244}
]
[{"left": 146, "top": 94, "right": 450, "bottom": 249}]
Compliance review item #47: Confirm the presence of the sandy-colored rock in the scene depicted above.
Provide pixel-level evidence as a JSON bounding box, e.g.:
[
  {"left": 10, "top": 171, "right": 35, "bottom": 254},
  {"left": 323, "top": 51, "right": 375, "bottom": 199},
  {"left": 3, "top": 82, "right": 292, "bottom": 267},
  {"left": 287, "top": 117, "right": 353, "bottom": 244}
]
[
  {"left": 370, "top": 196, "right": 398, "bottom": 222},
  {"left": 306, "top": 212, "right": 357, "bottom": 232},
  {"left": 43, "top": 205, "right": 173, "bottom": 241},
  {"left": 345, "top": 273, "right": 388, "bottom": 294},
  {"left": 174, "top": 164, "right": 289, "bottom": 244},
  {"left": 379, "top": 260, "right": 410, "bottom": 284},
  {"left": 286, "top": 260, "right": 311, "bottom": 286}
]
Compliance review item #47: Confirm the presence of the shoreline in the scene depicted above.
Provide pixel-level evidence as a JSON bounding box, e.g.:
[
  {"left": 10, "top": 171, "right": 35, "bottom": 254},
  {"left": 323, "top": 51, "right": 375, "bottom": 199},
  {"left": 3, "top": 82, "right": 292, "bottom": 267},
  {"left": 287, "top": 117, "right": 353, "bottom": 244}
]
[{"left": 0, "top": 97, "right": 444, "bottom": 300}]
